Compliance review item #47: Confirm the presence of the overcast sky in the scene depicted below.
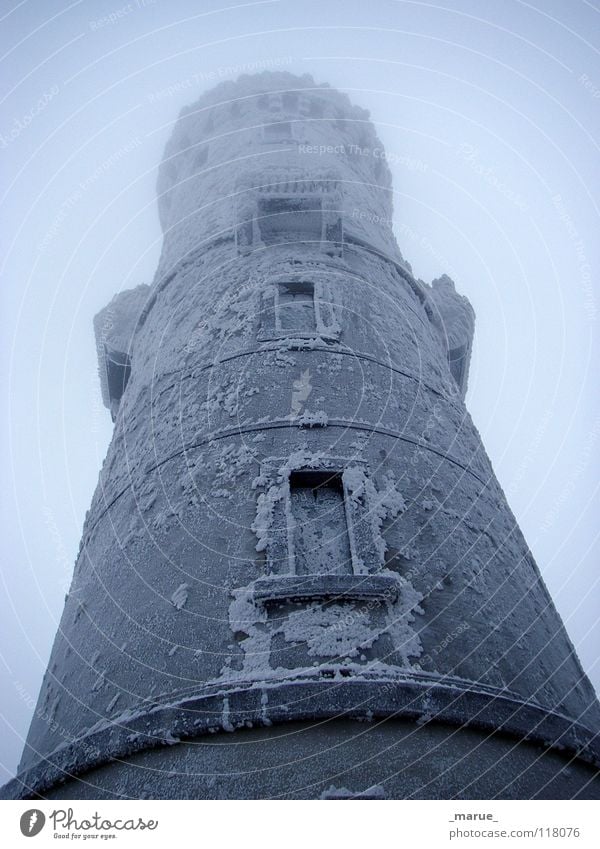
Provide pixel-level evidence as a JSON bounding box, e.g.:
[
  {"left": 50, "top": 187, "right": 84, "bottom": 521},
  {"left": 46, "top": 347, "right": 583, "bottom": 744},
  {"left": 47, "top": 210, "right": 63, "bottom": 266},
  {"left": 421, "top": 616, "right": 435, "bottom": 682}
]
[{"left": 1, "top": 0, "right": 599, "bottom": 783}]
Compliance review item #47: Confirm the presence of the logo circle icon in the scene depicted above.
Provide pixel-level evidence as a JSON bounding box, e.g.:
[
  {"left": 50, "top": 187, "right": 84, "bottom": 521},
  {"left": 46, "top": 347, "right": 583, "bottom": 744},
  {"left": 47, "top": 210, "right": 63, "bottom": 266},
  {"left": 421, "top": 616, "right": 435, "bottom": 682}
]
[{"left": 20, "top": 810, "right": 45, "bottom": 837}]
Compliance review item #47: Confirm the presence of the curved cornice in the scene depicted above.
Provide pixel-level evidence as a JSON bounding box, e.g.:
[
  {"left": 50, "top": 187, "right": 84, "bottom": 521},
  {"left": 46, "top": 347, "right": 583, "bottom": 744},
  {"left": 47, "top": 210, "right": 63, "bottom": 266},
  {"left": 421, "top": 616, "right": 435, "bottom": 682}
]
[{"left": 3, "top": 673, "right": 598, "bottom": 799}]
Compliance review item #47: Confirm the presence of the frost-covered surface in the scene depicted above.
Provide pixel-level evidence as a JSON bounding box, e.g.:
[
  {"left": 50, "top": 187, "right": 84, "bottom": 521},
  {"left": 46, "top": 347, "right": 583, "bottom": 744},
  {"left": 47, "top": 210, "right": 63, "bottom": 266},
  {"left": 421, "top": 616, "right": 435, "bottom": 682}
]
[
  {"left": 17, "top": 72, "right": 600, "bottom": 791},
  {"left": 93, "top": 285, "right": 150, "bottom": 411},
  {"left": 170, "top": 584, "right": 189, "bottom": 611},
  {"left": 155, "top": 72, "right": 403, "bottom": 276},
  {"left": 424, "top": 274, "right": 475, "bottom": 397},
  {"left": 296, "top": 409, "right": 328, "bottom": 427},
  {"left": 8, "top": 671, "right": 600, "bottom": 800},
  {"left": 281, "top": 605, "right": 377, "bottom": 657},
  {"left": 320, "top": 783, "right": 386, "bottom": 799},
  {"left": 425, "top": 274, "right": 475, "bottom": 352}
]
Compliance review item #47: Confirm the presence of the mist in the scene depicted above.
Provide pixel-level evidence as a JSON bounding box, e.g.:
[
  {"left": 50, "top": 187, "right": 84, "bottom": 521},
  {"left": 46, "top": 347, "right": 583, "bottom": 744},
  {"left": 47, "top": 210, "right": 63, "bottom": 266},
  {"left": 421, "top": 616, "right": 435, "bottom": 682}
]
[{"left": 1, "top": 0, "right": 599, "bottom": 783}]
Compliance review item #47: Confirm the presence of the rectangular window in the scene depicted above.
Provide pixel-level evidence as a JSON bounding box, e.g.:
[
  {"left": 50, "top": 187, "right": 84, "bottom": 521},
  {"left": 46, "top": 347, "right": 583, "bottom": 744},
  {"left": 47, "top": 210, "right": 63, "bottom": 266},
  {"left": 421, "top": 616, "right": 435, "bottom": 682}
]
[
  {"left": 276, "top": 281, "right": 315, "bottom": 331},
  {"left": 263, "top": 121, "right": 293, "bottom": 142},
  {"left": 289, "top": 471, "right": 352, "bottom": 576},
  {"left": 193, "top": 145, "right": 208, "bottom": 170},
  {"left": 257, "top": 277, "right": 341, "bottom": 343},
  {"left": 234, "top": 175, "right": 343, "bottom": 257},
  {"left": 282, "top": 92, "right": 298, "bottom": 111},
  {"left": 257, "top": 196, "right": 323, "bottom": 246},
  {"left": 104, "top": 345, "right": 131, "bottom": 421},
  {"left": 448, "top": 343, "right": 468, "bottom": 390}
]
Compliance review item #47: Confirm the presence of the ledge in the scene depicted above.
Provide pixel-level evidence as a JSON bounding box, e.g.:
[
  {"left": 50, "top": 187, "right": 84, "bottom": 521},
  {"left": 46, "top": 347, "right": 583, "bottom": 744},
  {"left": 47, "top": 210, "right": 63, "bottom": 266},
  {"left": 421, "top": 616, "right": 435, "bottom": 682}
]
[
  {"left": 4, "top": 673, "right": 599, "bottom": 799},
  {"left": 253, "top": 574, "right": 400, "bottom": 605},
  {"left": 257, "top": 331, "right": 339, "bottom": 346}
]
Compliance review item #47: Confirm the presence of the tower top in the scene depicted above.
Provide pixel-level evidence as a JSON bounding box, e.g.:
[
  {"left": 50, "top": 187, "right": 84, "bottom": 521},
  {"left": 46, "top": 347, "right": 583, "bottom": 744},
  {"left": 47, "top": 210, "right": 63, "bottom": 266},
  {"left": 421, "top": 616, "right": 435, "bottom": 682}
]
[
  {"left": 177, "top": 71, "right": 371, "bottom": 122},
  {"left": 156, "top": 71, "right": 397, "bottom": 265}
]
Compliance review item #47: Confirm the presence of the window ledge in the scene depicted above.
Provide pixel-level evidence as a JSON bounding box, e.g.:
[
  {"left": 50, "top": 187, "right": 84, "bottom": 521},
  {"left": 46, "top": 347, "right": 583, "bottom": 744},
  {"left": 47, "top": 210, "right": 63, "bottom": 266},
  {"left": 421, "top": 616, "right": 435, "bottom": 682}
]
[
  {"left": 252, "top": 574, "right": 400, "bottom": 605},
  {"left": 257, "top": 330, "right": 339, "bottom": 345}
]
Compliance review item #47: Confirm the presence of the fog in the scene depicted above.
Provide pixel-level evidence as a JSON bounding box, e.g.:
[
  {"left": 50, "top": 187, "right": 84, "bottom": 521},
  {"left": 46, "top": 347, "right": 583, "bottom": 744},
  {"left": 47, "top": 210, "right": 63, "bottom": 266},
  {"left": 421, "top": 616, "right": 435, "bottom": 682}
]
[{"left": 1, "top": 0, "right": 599, "bottom": 783}]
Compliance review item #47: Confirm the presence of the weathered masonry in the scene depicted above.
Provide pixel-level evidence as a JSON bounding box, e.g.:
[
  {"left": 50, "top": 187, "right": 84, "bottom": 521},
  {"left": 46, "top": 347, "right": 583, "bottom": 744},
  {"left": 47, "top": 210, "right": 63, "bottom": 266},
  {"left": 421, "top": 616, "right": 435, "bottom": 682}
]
[{"left": 5, "top": 72, "right": 599, "bottom": 800}]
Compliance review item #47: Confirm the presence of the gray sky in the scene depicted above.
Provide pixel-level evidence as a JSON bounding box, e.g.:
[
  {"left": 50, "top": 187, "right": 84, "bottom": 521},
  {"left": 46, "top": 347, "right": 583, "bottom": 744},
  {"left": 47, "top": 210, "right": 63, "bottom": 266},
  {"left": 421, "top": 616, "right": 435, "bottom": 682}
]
[{"left": 1, "top": 0, "right": 599, "bottom": 783}]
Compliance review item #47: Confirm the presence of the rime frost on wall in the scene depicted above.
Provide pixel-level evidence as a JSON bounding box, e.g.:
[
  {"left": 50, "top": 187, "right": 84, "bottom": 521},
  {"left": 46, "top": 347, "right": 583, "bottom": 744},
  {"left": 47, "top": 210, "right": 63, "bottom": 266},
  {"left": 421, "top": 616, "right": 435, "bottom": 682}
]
[
  {"left": 226, "top": 576, "right": 423, "bottom": 680},
  {"left": 227, "top": 452, "right": 424, "bottom": 676},
  {"left": 320, "top": 784, "right": 386, "bottom": 799},
  {"left": 425, "top": 274, "right": 475, "bottom": 397},
  {"left": 281, "top": 605, "right": 377, "bottom": 657},
  {"left": 155, "top": 72, "right": 402, "bottom": 273},
  {"left": 170, "top": 584, "right": 189, "bottom": 610},
  {"left": 18, "top": 72, "right": 600, "bottom": 793},
  {"left": 93, "top": 285, "right": 149, "bottom": 418}
]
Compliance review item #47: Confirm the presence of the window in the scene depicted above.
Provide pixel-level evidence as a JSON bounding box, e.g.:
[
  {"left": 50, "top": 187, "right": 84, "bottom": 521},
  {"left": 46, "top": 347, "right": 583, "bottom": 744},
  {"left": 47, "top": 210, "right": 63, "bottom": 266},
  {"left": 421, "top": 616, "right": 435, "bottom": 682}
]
[
  {"left": 276, "top": 282, "right": 315, "bottom": 331},
  {"left": 282, "top": 92, "right": 298, "bottom": 111},
  {"left": 234, "top": 172, "right": 343, "bottom": 257},
  {"left": 289, "top": 471, "right": 352, "bottom": 575},
  {"left": 251, "top": 458, "right": 400, "bottom": 605},
  {"left": 448, "top": 343, "right": 468, "bottom": 391},
  {"left": 257, "top": 196, "right": 322, "bottom": 246},
  {"left": 263, "top": 121, "right": 293, "bottom": 143},
  {"left": 357, "top": 130, "right": 370, "bottom": 149},
  {"left": 104, "top": 345, "right": 131, "bottom": 421},
  {"left": 193, "top": 146, "right": 208, "bottom": 170},
  {"left": 268, "top": 93, "right": 283, "bottom": 112},
  {"left": 257, "top": 277, "right": 341, "bottom": 343}
]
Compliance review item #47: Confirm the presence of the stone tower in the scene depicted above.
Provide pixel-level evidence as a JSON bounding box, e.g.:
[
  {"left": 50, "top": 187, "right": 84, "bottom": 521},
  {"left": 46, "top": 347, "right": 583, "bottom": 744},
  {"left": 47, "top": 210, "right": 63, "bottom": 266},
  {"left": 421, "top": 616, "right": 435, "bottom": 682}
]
[{"left": 6, "top": 72, "right": 599, "bottom": 800}]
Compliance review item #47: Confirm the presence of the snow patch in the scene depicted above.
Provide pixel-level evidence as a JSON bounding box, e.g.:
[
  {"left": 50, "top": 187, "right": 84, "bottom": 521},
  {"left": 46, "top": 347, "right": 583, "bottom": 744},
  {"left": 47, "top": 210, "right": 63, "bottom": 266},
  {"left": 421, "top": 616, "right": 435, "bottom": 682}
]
[
  {"left": 281, "top": 604, "right": 376, "bottom": 658},
  {"left": 251, "top": 485, "right": 283, "bottom": 552},
  {"left": 297, "top": 409, "right": 328, "bottom": 428},
  {"left": 170, "top": 583, "right": 189, "bottom": 610}
]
